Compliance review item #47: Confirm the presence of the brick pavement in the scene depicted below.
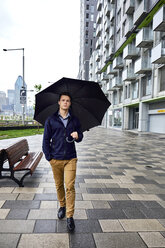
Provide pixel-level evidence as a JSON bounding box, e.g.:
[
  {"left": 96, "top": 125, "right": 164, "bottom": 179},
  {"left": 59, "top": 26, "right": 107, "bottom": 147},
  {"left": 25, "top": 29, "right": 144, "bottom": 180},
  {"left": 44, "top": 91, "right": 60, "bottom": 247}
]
[{"left": 0, "top": 128, "right": 165, "bottom": 247}]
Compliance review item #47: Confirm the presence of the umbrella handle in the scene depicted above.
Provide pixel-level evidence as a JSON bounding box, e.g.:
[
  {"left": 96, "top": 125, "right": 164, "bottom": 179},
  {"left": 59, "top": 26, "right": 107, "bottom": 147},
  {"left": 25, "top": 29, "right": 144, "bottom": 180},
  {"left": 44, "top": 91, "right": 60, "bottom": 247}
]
[{"left": 66, "top": 137, "right": 75, "bottom": 143}]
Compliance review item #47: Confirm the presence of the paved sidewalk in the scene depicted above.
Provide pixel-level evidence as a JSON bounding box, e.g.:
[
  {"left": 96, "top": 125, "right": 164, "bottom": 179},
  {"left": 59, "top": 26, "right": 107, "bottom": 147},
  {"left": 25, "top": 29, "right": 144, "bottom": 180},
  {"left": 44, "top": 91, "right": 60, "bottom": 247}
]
[{"left": 0, "top": 127, "right": 165, "bottom": 248}]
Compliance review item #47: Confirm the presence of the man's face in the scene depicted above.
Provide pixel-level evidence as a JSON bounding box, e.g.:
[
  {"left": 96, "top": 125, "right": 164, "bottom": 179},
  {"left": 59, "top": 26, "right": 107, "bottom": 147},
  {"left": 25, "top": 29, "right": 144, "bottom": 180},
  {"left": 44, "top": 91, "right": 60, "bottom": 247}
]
[{"left": 58, "top": 95, "right": 71, "bottom": 111}]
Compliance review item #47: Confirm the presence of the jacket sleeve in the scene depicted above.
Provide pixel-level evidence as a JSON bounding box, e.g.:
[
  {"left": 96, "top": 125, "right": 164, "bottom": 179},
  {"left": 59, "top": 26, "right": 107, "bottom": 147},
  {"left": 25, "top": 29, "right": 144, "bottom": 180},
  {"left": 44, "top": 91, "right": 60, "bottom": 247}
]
[
  {"left": 74, "top": 117, "right": 83, "bottom": 143},
  {"left": 42, "top": 118, "right": 52, "bottom": 161}
]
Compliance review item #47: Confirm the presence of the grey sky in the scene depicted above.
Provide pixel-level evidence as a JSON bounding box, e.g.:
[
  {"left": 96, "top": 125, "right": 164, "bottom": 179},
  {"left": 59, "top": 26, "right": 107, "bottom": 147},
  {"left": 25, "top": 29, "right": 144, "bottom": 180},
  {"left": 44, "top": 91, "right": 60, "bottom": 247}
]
[{"left": 0, "top": 0, "right": 80, "bottom": 100}]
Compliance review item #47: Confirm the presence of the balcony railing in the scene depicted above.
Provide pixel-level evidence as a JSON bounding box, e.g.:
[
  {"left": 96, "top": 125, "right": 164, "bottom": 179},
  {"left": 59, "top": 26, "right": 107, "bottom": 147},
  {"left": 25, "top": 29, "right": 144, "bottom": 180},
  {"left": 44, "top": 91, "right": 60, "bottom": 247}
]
[
  {"left": 105, "top": 34, "right": 110, "bottom": 48},
  {"left": 136, "top": 27, "right": 153, "bottom": 48},
  {"left": 105, "top": 18, "right": 110, "bottom": 31},
  {"left": 107, "top": 81, "right": 116, "bottom": 91},
  {"left": 110, "top": 6, "right": 115, "bottom": 20},
  {"left": 96, "top": 37, "right": 101, "bottom": 49},
  {"left": 125, "top": 0, "right": 135, "bottom": 15},
  {"left": 113, "top": 56, "right": 124, "bottom": 69},
  {"left": 153, "top": 5, "right": 165, "bottom": 32},
  {"left": 107, "top": 64, "right": 118, "bottom": 75},
  {"left": 96, "top": 25, "right": 102, "bottom": 37},
  {"left": 151, "top": 40, "right": 165, "bottom": 64},
  {"left": 97, "top": 0, "right": 102, "bottom": 11},
  {"left": 125, "top": 18, "right": 134, "bottom": 36},
  {"left": 96, "top": 52, "right": 101, "bottom": 62},
  {"left": 96, "top": 12, "right": 102, "bottom": 24},
  {"left": 134, "top": 57, "right": 152, "bottom": 74},
  {"left": 122, "top": 67, "right": 136, "bottom": 81},
  {"left": 105, "top": 2, "right": 111, "bottom": 16},
  {"left": 133, "top": 0, "right": 147, "bottom": 26},
  {"left": 101, "top": 72, "right": 109, "bottom": 81},
  {"left": 109, "top": 26, "right": 114, "bottom": 39},
  {"left": 112, "top": 76, "right": 123, "bottom": 88},
  {"left": 123, "top": 44, "right": 140, "bottom": 59}
]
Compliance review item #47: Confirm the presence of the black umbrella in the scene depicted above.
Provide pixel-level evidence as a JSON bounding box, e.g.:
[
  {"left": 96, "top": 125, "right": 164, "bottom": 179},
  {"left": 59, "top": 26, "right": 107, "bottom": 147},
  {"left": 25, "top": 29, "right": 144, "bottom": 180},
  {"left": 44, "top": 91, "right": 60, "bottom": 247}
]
[{"left": 34, "top": 77, "right": 111, "bottom": 132}]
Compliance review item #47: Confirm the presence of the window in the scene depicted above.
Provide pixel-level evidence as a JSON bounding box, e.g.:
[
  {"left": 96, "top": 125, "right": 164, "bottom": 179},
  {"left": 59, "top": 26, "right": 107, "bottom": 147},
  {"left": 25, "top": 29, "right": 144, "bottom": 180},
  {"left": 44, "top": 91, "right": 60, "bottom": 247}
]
[
  {"left": 91, "top": 14, "right": 94, "bottom": 21},
  {"left": 119, "top": 89, "right": 123, "bottom": 103},
  {"left": 85, "top": 39, "right": 88, "bottom": 45},
  {"left": 86, "top": 13, "right": 89, "bottom": 19},
  {"left": 123, "top": 0, "right": 126, "bottom": 15},
  {"left": 86, "top": 4, "right": 89, "bottom": 10},
  {"left": 132, "top": 81, "right": 139, "bottom": 99},
  {"left": 117, "top": 29, "right": 121, "bottom": 43},
  {"left": 125, "top": 84, "right": 130, "bottom": 99},
  {"left": 91, "top": 5, "right": 94, "bottom": 13},
  {"left": 114, "top": 109, "right": 122, "bottom": 127},
  {"left": 160, "top": 66, "right": 165, "bottom": 91},
  {"left": 142, "top": 75, "right": 152, "bottom": 96},
  {"left": 86, "top": 22, "right": 89, "bottom": 27},
  {"left": 86, "top": 30, "right": 88, "bottom": 38},
  {"left": 122, "top": 21, "right": 126, "bottom": 37},
  {"left": 117, "top": 9, "right": 121, "bottom": 26},
  {"left": 113, "top": 91, "right": 117, "bottom": 105}
]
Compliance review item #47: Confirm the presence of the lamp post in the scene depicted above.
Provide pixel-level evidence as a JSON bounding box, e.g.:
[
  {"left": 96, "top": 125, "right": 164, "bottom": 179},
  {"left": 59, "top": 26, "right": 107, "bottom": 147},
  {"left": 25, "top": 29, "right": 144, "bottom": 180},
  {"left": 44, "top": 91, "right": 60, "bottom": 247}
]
[{"left": 3, "top": 48, "right": 25, "bottom": 125}]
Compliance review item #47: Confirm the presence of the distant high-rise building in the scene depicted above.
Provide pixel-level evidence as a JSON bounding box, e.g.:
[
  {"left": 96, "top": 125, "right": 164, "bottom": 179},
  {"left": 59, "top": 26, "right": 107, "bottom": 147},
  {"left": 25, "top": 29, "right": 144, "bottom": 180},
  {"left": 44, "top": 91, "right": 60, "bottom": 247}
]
[
  {"left": 14, "top": 75, "right": 27, "bottom": 114},
  {"left": 8, "top": 90, "right": 15, "bottom": 105},
  {"left": 78, "top": 0, "right": 97, "bottom": 80},
  {"left": 0, "top": 91, "right": 7, "bottom": 112}
]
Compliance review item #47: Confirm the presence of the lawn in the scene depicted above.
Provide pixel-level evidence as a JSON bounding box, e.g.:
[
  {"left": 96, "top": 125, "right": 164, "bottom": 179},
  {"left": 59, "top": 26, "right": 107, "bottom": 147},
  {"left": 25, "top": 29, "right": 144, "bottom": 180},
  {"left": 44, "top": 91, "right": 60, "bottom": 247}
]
[{"left": 0, "top": 128, "right": 44, "bottom": 140}]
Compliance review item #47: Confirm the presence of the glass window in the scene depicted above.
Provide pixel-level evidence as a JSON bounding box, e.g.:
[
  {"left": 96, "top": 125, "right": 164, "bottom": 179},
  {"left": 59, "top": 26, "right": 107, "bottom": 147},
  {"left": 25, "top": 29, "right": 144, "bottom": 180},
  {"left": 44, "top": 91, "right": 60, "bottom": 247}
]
[
  {"left": 142, "top": 75, "right": 152, "bottom": 96},
  {"left": 91, "top": 14, "right": 94, "bottom": 21},
  {"left": 114, "top": 109, "right": 122, "bottom": 127},
  {"left": 86, "top": 4, "right": 89, "bottom": 10},
  {"left": 113, "top": 91, "right": 117, "bottom": 105},
  {"left": 160, "top": 66, "right": 165, "bottom": 91},
  {"left": 132, "top": 81, "right": 139, "bottom": 99},
  {"left": 91, "top": 5, "right": 94, "bottom": 13}
]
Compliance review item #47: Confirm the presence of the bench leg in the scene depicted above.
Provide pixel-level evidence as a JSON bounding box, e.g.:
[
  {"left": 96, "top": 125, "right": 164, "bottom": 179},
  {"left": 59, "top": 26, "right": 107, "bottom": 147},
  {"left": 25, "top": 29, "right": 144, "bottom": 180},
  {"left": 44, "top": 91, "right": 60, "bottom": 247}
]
[{"left": 19, "top": 171, "right": 31, "bottom": 187}]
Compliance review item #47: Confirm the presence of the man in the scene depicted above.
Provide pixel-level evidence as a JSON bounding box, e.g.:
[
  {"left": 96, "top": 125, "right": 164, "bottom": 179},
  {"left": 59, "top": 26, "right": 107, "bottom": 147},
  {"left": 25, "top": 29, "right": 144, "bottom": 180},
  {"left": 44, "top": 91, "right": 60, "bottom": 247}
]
[{"left": 42, "top": 92, "right": 83, "bottom": 232}]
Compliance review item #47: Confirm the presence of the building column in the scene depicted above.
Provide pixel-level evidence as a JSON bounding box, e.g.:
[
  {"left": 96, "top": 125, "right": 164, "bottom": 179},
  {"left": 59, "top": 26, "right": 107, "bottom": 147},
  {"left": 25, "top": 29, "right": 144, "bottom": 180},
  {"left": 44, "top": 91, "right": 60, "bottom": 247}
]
[
  {"left": 122, "top": 106, "right": 129, "bottom": 130},
  {"left": 139, "top": 102, "right": 149, "bottom": 132}
]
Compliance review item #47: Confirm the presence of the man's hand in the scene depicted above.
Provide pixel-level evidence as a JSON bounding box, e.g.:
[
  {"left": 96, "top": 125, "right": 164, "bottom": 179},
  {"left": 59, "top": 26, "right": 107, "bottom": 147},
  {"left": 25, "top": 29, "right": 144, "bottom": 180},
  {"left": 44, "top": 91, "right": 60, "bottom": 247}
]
[{"left": 71, "top": 131, "right": 78, "bottom": 140}]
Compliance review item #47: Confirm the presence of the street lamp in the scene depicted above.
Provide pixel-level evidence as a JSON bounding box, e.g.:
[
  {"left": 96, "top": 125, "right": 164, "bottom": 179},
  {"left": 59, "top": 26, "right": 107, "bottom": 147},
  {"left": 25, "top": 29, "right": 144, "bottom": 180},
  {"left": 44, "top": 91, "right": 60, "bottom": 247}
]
[{"left": 3, "top": 48, "right": 25, "bottom": 125}]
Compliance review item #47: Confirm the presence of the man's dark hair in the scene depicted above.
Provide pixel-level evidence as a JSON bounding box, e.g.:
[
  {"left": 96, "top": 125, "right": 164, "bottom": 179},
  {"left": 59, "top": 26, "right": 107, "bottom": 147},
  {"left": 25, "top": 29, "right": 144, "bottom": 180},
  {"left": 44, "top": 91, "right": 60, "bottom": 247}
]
[{"left": 59, "top": 92, "right": 72, "bottom": 102}]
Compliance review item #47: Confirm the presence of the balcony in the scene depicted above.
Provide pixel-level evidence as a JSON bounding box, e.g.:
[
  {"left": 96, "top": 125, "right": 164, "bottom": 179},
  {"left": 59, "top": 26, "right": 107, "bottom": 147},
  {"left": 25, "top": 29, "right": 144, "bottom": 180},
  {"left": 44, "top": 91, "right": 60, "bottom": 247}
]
[
  {"left": 105, "top": 34, "right": 110, "bottom": 48},
  {"left": 105, "top": 18, "right": 110, "bottom": 31},
  {"left": 107, "top": 81, "right": 115, "bottom": 91},
  {"left": 134, "top": 57, "right": 152, "bottom": 74},
  {"left": 96, "top": 37, "right": 101, "bottom": 49},
  {"left": 151, "top": 40, "right": 165, "bottom": 64},
  {"left": 122, "top": 67, "right": 136, "bottom": 81},
  {"left": 133, "top": 0, "right": 147, "bottom": 26},
  {"left": 107, "top": 64, "right": 118, "bottom": 75},
  {"left": 125, "top": 0, "right": 135, "bottom": 14},
  {"left": 136, "top": 27, "right": 153, "bottom": 48},
  {"left": 109, "top": 44, "right": 115, "bottom": 56},
  {"left": 112, "top": 76, "right": 123, "bottom": 88},
  {"left": 97, "top": 0, "right": 102, "bottom": 11},
  {"left": 101, "top": 72, "right": 109, "bottom": 81},
  {"left": 96, "top": 25, "right": 102, "bottom": 37},
  {"left": 123, "top": 44, "right": 140, "bottom": 59},
  {"left": 96, "top": 12, "right": 102, "bottom": 24},
  {"left": 95, "top": 64, "right": 102, "bottom": 74},
  {"left": 112, "top": 56, "right": 124, "bottom": 69},
  {"left": 110, "top": 6, "right": 115, "bottom": 21},
  {"left": 125, "top": 18, "right": 134, "bottom": 37},
  {"left": 109, "top": 26, "right": 114, "bottom": 39},
  {"left": 105, "top": 2, "right": 111, "bottom": 16},
  {"left": 96, "top": 52, "right": 101, "bottom": 62},
  {"left": 153, "top": 5, "right": 165, "bottom": 31}
]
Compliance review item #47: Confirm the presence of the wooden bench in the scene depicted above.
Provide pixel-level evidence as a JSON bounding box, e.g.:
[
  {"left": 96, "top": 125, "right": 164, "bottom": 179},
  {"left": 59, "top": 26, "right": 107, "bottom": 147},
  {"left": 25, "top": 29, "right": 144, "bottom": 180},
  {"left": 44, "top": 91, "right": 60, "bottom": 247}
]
[{"left": 0, "top": 139, "right": 43, "bottom": 187}]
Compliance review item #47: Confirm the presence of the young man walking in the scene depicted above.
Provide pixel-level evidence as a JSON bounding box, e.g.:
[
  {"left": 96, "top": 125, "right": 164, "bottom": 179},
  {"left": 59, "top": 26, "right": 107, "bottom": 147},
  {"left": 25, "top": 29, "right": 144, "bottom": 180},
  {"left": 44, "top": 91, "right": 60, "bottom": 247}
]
[{"left": 42, "top": 92, "right": 83, "bottom": 232}]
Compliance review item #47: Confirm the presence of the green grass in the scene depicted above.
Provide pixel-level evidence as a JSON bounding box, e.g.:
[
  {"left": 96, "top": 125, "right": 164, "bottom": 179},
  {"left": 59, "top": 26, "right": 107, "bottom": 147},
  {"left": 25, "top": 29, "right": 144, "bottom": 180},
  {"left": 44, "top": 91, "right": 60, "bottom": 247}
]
[{"left": 0, "top": 128, "right": 44, "bottom": 140}]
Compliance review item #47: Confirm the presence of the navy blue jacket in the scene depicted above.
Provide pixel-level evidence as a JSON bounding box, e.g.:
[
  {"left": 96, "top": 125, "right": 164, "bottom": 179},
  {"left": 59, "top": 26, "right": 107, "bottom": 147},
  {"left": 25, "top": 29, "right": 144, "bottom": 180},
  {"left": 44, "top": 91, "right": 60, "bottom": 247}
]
[{"left": 42, "top": 111, "right": 83, "bottom": 161}]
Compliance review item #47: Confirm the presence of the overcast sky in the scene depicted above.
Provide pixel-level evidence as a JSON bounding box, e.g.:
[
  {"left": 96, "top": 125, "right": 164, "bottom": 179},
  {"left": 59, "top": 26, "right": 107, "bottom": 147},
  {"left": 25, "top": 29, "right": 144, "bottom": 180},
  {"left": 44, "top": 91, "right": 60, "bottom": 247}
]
[{"left": 0, "top": 0, "right": 80, "bottom": 101}]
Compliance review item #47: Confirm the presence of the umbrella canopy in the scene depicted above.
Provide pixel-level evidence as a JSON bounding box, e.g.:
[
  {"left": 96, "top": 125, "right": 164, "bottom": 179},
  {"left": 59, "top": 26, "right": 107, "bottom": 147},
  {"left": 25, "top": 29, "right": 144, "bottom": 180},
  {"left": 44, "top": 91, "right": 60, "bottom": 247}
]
[{"left": 34, "top": 77, "right": 111, "bottom": 132}]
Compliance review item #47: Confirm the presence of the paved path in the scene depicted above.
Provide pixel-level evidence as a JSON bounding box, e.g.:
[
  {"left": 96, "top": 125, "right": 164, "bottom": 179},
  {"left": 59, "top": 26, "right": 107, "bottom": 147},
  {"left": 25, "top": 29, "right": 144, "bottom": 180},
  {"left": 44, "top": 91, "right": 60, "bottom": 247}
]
[{"left": 0, "top": 128, "right": 165, "bottom": 248}]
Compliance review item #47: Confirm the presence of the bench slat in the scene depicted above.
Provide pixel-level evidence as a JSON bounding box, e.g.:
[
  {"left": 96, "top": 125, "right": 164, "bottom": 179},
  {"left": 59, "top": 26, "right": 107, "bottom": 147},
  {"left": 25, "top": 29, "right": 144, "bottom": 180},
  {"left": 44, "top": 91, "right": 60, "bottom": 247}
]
[
  {"left": 13, "top": 152, "right": 43, "bottom": 174},
  {"left": 6, "top": 139, "right": 29, "bottom": 167}
]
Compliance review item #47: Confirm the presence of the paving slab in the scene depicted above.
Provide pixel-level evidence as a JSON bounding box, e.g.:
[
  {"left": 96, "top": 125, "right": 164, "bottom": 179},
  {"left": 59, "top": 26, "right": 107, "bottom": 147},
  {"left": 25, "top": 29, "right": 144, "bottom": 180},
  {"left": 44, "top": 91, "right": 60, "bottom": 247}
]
[
  {"left": 18, "top": 233, "right": 69, "bottom": 248},
  {"left": 139, "top": 232, "right": 165, "bottom": 247},
  {"left": 0, "top": 234, "right": 20, "bottom": 248}
]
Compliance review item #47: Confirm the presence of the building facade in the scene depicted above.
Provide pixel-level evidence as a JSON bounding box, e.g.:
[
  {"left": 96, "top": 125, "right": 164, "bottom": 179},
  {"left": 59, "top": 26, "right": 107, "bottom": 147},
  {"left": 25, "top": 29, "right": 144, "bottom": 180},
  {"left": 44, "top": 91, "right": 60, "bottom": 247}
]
[
  {"left": 14, "top": 75, "right": 27, "bottom": 115},
  {"left": 79, "top": 0, "right": 98, "bottom": 80},
  {"left": 89, "top": 0, "right": 165, "bottom": 134}
]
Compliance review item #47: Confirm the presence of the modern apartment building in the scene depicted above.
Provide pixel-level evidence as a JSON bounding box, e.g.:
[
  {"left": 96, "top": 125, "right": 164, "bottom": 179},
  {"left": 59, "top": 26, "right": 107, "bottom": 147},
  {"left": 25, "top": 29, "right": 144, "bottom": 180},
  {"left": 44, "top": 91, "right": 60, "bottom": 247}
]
[
  {"left": 89, "top": 0, "right": 165, "bottom": 134},
  {"left": 79, "top": 0, "right": 98, "bottom": 80}
]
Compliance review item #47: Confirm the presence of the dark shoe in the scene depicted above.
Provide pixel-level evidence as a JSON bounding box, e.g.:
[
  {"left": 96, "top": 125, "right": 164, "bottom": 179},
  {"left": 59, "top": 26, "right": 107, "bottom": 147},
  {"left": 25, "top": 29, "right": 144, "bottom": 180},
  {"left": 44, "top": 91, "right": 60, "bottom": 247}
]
[
  {"left": 67, "top": 217, "right": 75, "bottom": 232},
  {"left": 57, "top": 207, "right": 66, "bottom": 219}
]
